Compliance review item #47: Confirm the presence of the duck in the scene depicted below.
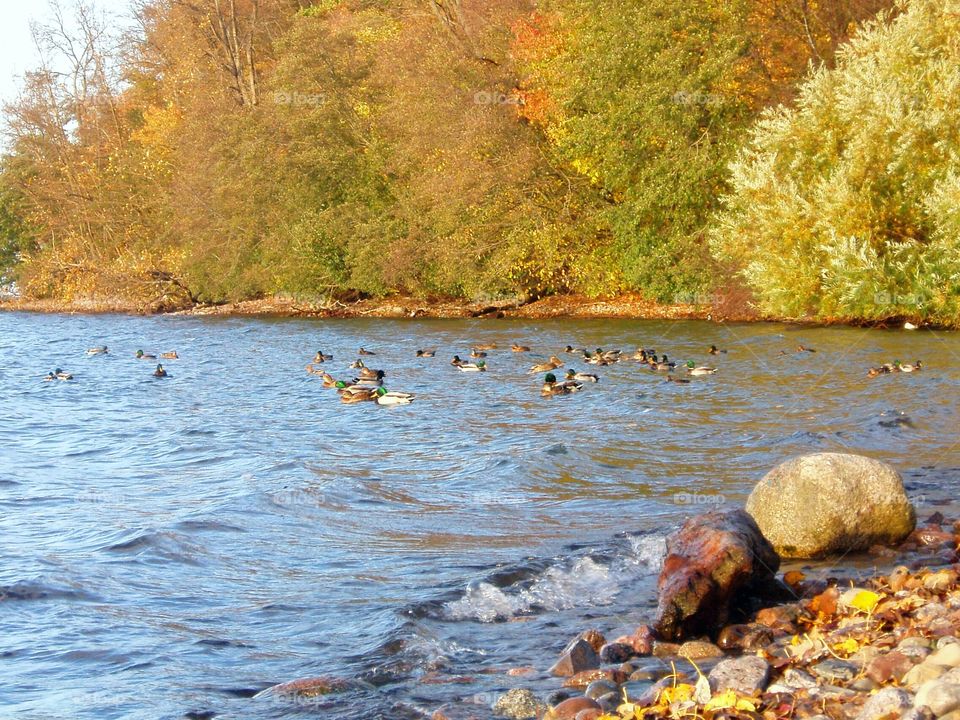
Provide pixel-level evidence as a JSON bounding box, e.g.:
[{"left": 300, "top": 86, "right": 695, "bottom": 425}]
[
  {"left": 45, "top": 368, "right": 73, "bottom": 381},
  {"left": 358, "top": 348, "right": 376, "bottom": 356},
  {"left": 375, "top": 387, "right": 415, "bottom": 406},
  {"left": 458, "top": 360, "right": 487, "bottom": 372},
  {"left": 313, "top": 351, "right": 332, "bottom": 363},
  {"left": 666, "top": 375, "right": 691, "bottom": 384},
  {"left": 350, "top": 359, "right": 366, "bottom": 369},
  {"left": 796, "top": 345, "right": 816, "bottom": 353},
  {"left": 86, "top": 346, "right": 108, "bottom": 356},
  {"left": 595, "top": 348, "right": 622, "bottom": 362},
  {"left": 584, "top": 351, "right": 609, "bottom": 366},
  {"left": 306, "top": 363, "right": 326, "bottom": 376},
  {"left": 470, "top": 350, "right": 488, "bottom": 358},
  {"left": 685, "top": 360, "right": 717, "bottom": 376},
  {"left": 416, "top": 349, "right": 436, "bottom": 358},
  {"left": 356, "top": 368, "right": 385, "bottom": 382},
  {"left": 895, "top": 360, "right": 923, "bottom": 373},
  {"left": 649, "top": 354, "right": 676, "bottom": 371},
  {"left": 708, "top": 345, "right": 727, "bottom": 355},
  {"left": 564, "top": 345, "right": 584, "bottom": 354},
  {"left": 473, "top": 343, "right": 497, "bottom": 351},
  {"left": 153, "top": 364, "right": 168, "bottom": 378},
  {"left": 340, "top": 387, "right": 378, "bottom": 404},
  {"left": 529, "top": 356, "right": 563, "bottom": 373},
  {"left": 866, "top": 367, "right": 886, "bottom": 378},
  {"left": 565, "top": 369, "right": 598, "bottom": 383},
  {"left": 135, "top": 350, "right": 157, "bottom": 360},
  {"left": 161, "top": 351, "right": 179, "bottom": 360},
  {"left": 511, "top": 344, "right": 531, "bottom": 352},
  {"left": 541, "top": 372, "right": 580, "bottom": 396},
  {"left": 632, "top": 348, "right": 649, "bottom": 362},
  {"left": 320, "top": 372, "right": 341, "bottom": 388},
  {"left": 450, "top": 355, "right": 465, "bottom": 367}
]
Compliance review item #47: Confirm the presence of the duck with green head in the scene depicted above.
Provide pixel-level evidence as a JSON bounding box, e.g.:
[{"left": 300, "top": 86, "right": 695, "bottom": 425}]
[
  {"left": 894, "top": 360, "right": 923, "bottom": 373},
  {"left": 135, "top": 350, "right": 157, "bottom": 360},
  {"left": 375, "top": 387, "right": 415, "bottom": 406},
  {"left": 541, "top": 372, "right": 580, "bottom": 396},
  {"left": 565, "top": 368, "right": 598, "bottom": 383},
  {"left": 458, "top": 360, "right": 487, "bottom": 372},
  {"left": 153, "top": 364, "right": 168, "bottom": 378},
  {"left": 685, "top": 360, "right": 717, "bottom": 376}
]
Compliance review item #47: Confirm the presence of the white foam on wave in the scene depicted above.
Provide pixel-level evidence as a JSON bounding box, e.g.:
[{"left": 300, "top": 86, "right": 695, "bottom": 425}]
[{"left": 444, "top": 534, "right": 666, "bottom": 623}]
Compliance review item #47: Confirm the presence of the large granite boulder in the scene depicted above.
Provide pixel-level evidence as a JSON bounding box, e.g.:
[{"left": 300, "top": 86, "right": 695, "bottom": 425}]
[
  {"left": 746, "top": 453, "right": 915, "bottom": 558},
  {"left": 654, "top": 509, "right": 780, "bottom": 641}
]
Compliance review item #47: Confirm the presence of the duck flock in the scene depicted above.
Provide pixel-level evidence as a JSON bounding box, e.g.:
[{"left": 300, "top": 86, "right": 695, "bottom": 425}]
[{"left": 43, "top": 339, "right": 925, "bottom": 401}]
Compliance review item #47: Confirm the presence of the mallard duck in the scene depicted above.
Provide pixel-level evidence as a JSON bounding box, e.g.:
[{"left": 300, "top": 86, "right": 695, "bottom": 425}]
[
  {"left": 135, "top": 350, "right": 157, "bottom": 360},
  {"left": 306, "top": 363, "right": 326, "bottom": 376},
  {"left": 450, "top": 355, "right": 464, "bottom": 367},
  {"left": 375, "top": 387, "right": 415, "bottom": 406},
  {"left": 470, "top": 350, "right": 487, "bottom": 358},
  {"left": 895, "top": 360, "right": 923, "bottom": 373},
  {"left": 565, "top": 369, "right": 598, "bottom": 383},
  {"left": 473, "top": 343, "right": 497, "bottom": 351},
  {"left": 45, "top": 368, "right": 73, "bottom": 381},
  {"left": 564, "top": 345, "right": 584, "bottom": 354},
  {"left": 357, "top": 368, "right": 385, "bottom": 382},
  {"left": 458, "top": 360, "right": 487, "bottom": 372},
  {"left": 649, "top": 354, "right": 676, "bottom": 371},
  {"left": 313, "top": 351, "right": 332, "bottom": 363},
  {"left": 632, "top": 348, "right": 649, "bottom": 362},
  {"left": 512, "top": 344, "right": 531, "bottom": 352},
  {"left": 685, "top": 360, "right": 717, "bottom": 376},
  {"left": 358, "top": 348, "right": 376, "bottom": 356},
  {"left": 321, "top": 372, "right": 340, "bottom": 388},
  {"left": 796, "top": 345, "right": 816, "bottom": 353},
  {"left": 584, "top": 352, "right": 608, "bottom": 366},
  {"left": 866, "top": 367, "right": 885, "bottom": 378},
  {"left": 340, "top": 387, "right": 377, "bottom": 403},
  {"left": 161, "top": 351, "right": 179, "bottom": 360},
  {"left": 708, "top": 345, "right": 727, "bottom": 355},
  {"left": 153, "top": 364, "right": 168, "bottom": 378},
  {"left": 529, "top": 356, "right": 563, "bottom": 373},
  {"left": 416, "top": 349, "right": 436, "bottom": 358},
  {"left": 666, "top": 375, "right": 690, "bottom": 384},
  {"left": 541, "top": 372, "right": 580, "bottom": 396},
  {"left": 86, "top": 346, "right": 108, "bottom": 356},
  {"left": 350, "top": 359, "right": 366, "bottom": 369}
]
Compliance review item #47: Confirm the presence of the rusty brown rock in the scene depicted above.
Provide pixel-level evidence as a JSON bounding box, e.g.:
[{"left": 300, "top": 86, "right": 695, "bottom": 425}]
[
  {"left": 574, "top": 710, "right": 602, "bottom": 720},
  {"left": 755, "top": 603, "right": 801, "bottom": 632},
  {"left": 866, "top": 651, "right": 917, "bottom": 684},
  {"left": 549, "top": 639, "right": 600, "bottom": 678},
  {"left": 579, "top": 629, "right": 606, "bottom": 654},
  {"left": 717, "top": 623, "right": 775, "bottom": 651},
  {"left": 654, "top": 509, "right": 780, "bottom": 641},
  {"left": 548, "top": 697, "right": 600, "bottom": 720},
  {"left": 614, "top": 625, "right": 655, "bottom": 656}
]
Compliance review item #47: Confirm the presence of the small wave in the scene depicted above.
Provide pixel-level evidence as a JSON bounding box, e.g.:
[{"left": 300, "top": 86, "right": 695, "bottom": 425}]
[
  {"left": 443, "top": 533, "right": 665, "bottom": 622},
  {"left": 104, "top": 529, "right": 206, "bottom": 565}
]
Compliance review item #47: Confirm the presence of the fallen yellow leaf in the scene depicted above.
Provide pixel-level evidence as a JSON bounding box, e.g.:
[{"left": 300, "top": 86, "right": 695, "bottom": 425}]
[{"left": 849, "top": 590, "right": 881, "bottom": 613}]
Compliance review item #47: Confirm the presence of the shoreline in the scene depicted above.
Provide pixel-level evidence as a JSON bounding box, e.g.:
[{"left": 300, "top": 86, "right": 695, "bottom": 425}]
[{"left": 0, "top": 293, "right": 934, "bottom": 328}]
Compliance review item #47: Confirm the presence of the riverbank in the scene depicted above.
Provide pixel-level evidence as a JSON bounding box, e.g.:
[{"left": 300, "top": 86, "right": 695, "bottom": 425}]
[{"left": 0, "top": 292, "right": 743, "bottom": 321}]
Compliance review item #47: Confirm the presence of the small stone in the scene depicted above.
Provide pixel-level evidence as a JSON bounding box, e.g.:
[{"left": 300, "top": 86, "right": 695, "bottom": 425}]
[
  {"left": 562, "top": 669, "right": 625, "bottom": 690},
  {"left": 574, "top": 710, "right": 602, "bottom": 720},
  {"left": 507, "top": 666, "right": 536, "bottom": 677},
  {"left": 600, "top": 643, "right": 636, "bottom": 664},
  {"left": 584, "top": 679, "right": 618, "bottom": 701},
  {"left": 915, "top": 680, "right": 960, "bottom": 716},
  {"left": 579, "top": 629, "right": 607, "bottom": 654},
  {"left": 708, "top": 656, "right": 771, "bottom": 694},
  {"left": 717, "top": 623, "right": 775, "bottom": 651},
  {"left": 629, "top": 669, "right": 657, "bottom": 682},
  {"left": 615, "top": 625, "right": 655, "bottom": 656},
  {"left": 850, "top": 677, "right": 878, "bottom": 692},
  {"left": 929, "top": 644, "right": 960, "bottom": 668},
  {"left": 809, "top": 659, "right": 858, "bottom": 683},
  {"left": 850, "top": 645, "right": 883, "bottom": 669},
  {"left": 782, "top": 668, "right": 818, "bottom": 689},
  {"left": 904, "top": 662, "right": 948, "bottom": 690},
  {"left": 755, "top": 604, "right": 800, "bottom": 632},
  {"left": 547, "top": 690, "right": 573, "bottom": 706},
  {"left": 901, "top": 709, "right": 935, "bottom": 720},
  {"left": 493, "top": 689, "right": 547, "bottom": 719},
  {"left": 924, "top": 570, "right": 958, "bottom": 593},
  {"left": 918, "top": 604, "right": 950, "bottom": 623},
  {"left": 550, "top": 639, "right": 600, "bottom": 677},
  {"left": 678, "top": 640, "right": 725, "bottom": 660},
  {"left": 867, "top": 651, "right": 916, "bottom": 684},
  {"left": 854, "top": 687, "right": 912, "bottom": 720},
  {"left": 596, "top": 692, "right": 620, "bottom": 713},
  {"left": 652, "top": 641, "right": 681, "bottom": 658},
  {"left": 548, "top": 697, "right": 600, "bottom": 720}
]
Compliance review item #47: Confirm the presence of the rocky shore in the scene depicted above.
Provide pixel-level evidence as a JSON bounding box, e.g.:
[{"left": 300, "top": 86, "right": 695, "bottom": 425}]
[{"left": 483, "top": 454, "right": 958, "bottom": 720}]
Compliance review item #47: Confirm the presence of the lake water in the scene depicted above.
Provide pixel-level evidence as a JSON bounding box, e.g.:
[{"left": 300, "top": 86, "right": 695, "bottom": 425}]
[{"left": 1, "top": 312, "right": 958, "bottom": 720}]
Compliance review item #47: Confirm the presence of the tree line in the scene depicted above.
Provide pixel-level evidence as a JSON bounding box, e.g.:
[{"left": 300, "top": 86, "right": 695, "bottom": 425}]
[{"left": 1, "top": 0, "right": 957, "bottom": 324}]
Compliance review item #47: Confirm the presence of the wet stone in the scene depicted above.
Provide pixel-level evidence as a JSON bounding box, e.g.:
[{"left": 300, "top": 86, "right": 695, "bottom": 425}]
[
  {"left": 600, "top": 643, "right": 636, "bottom": 664},
  {"left": 678, "top": 640, "right": 724, "bottom": 660},
  {"left": 584, "top": 680, "right": 618, "bottom": 701},
  {"left": 550, "top": 639, "right": 600, "bottom": 678},
  {"left": 782, "top": 668, "right": 818, "bottom": 689},
  {"left": 548, "top": 697, "right": 600, "bottom": 720}
]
